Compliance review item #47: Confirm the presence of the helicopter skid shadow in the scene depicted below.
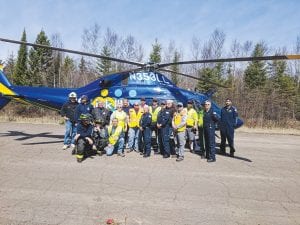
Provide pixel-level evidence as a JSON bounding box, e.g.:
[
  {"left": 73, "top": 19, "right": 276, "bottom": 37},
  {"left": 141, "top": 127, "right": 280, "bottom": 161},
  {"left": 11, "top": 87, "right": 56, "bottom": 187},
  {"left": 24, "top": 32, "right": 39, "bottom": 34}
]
[{"left": 0, "top": 130, "right": 64, "bottom": 146}]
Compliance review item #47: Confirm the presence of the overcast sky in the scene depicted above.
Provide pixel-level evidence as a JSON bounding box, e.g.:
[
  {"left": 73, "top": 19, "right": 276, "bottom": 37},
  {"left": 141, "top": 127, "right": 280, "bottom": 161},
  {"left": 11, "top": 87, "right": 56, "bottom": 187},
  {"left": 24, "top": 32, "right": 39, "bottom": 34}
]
[{"left": 0, "top": 0, "right": 299, "bottom": 62}]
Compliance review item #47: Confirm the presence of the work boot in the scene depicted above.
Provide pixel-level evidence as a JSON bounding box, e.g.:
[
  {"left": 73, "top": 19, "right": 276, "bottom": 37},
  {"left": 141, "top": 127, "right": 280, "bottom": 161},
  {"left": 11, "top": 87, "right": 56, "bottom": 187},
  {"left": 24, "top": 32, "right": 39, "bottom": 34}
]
[
  {"left": 200, "top": 151, "right": 205, "bottom": 159},
  {"left": 230, "top": 147, "right": 235, "bottom": 157},
  {"left": 207, "top": 158, "right": 216, "bottom": 163},
  {"left": 219, "top": 147, "right": 226, "bottom": 155},
  {"left": 126, "top": 148, "right": 133, "bottom": 153},
  {"left": 176, "top": 156, "right": 184, "bottom": 162},
  {"left": 118, "top": 153, "right": 125, "bottom": 157}
]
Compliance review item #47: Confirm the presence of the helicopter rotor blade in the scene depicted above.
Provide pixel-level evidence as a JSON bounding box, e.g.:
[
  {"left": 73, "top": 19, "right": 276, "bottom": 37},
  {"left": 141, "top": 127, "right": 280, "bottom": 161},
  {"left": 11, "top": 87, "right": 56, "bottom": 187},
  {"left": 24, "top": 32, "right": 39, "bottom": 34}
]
[
  {"left": 158, "top": 68, "right": 229, "bottom": 88},
  {"left": 0, "top": 37, "right": 144, "bottom": 67},
  {"left": 159, "top": 55, "right": 300, "bottom": 68}
]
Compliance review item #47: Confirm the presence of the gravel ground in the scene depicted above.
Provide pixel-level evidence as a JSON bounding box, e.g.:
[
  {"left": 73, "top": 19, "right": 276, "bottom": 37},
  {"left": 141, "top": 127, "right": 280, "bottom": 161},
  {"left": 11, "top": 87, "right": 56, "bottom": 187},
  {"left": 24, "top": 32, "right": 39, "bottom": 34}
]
[{"left": 0, "top": 122, "right": 299, "bottom": 225}]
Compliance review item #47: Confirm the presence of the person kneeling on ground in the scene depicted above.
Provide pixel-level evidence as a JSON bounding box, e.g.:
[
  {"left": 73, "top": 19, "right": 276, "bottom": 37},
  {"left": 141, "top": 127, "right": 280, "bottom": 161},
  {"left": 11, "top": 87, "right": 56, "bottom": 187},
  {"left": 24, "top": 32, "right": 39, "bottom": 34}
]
[
  {"left": 92, "top": 119, "right": 109, "bottom": 155},
  {"left": 74, "top": 114, "right": 94, "bottom": 163},
  {"left": 105, "top": 118, "right": 125, "bottom": 157}
]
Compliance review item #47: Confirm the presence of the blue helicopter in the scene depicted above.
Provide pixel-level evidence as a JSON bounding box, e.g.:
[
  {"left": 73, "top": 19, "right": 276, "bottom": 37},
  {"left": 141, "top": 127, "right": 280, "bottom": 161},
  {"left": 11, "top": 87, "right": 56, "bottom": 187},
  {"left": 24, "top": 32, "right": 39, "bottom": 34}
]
[{"left": 1, "top": 38, "right": 300, "bottom": 128}]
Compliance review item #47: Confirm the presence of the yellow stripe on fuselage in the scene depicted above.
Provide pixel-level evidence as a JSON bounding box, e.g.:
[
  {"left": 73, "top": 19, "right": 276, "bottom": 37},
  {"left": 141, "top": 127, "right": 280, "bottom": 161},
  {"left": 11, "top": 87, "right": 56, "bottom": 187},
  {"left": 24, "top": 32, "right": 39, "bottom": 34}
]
[
  {"left": 0, "top": 83, "right": 16, "bottom": 96},
  {"left": 0, "top": 83, "right": 28, "bottom": 105}
]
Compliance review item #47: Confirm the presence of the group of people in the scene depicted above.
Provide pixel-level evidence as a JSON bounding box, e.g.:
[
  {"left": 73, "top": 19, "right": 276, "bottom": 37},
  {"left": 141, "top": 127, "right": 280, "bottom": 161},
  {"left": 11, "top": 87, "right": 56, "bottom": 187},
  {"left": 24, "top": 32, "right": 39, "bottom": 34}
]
[{"left": 60, "top": 92, "right": 238, "bottom": 163}]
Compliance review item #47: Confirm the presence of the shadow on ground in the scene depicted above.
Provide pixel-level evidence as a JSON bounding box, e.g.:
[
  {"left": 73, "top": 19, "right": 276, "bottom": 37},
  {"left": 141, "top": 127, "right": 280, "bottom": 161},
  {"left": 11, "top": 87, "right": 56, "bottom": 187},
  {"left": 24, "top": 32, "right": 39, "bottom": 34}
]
[{"left": 0, "top": 130, "right": 63, "bottom": 145}]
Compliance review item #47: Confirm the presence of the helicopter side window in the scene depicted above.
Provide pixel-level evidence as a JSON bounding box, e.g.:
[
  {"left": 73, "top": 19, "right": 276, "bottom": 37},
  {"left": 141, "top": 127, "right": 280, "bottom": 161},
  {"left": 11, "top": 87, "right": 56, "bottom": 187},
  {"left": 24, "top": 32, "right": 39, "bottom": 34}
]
[
  {"left": 99, "top": 79, "right": 112, "bottom": 88},
  {"left": 121, "top": 76, "right": 128, "bottom": 86}
]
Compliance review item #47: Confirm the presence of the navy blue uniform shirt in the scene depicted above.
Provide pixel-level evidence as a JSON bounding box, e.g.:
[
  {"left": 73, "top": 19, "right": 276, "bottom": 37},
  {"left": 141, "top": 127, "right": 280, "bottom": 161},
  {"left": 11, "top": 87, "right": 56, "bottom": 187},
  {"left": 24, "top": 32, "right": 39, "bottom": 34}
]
[
  {"left": 77, "top": 122, "right": 93, "bottom": 138},
  {"left": 140, "top": 112, "right": 152, "bottom": 129},
  {"left": 220, "top": 106, "right": 238, "bottom": 129},
  {"left": 203, "top": 108, "right": 219, "bottom": 128},
  {"left": 75, "top": 103, "right": 94, "bottom": 121},
  {"left": 160, "top": 108, "right": 173, "bottom": 127}
]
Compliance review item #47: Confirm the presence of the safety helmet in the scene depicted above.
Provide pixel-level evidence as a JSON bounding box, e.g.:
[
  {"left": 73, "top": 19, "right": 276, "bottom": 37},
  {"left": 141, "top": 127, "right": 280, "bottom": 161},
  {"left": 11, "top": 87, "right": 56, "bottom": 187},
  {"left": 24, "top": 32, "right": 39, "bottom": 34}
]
[
  {"left": 68, "top": 92, "right": 77, "bottom": 98},
  {"left": 79, "top": 113, "right": 89, "bottom": 121}
]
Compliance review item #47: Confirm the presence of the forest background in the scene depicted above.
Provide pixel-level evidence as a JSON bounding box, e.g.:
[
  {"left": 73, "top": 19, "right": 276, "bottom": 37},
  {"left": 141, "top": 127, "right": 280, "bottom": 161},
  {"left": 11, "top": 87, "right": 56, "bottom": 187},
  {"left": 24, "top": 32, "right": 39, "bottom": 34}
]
[{"left": 1, "top": 26, "right": 299, "bottom": 129}]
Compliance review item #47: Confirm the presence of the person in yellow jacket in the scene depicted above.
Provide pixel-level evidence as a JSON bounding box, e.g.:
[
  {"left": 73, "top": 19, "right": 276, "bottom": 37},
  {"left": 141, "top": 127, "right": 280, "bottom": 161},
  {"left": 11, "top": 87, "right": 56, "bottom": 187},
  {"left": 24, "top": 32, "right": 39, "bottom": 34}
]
[
  {"left": 172, "top": 102, "right": 187, "bottom": 162},
  {"left": 149, "top": 98, "right": 161, "bottom": 153},
  {"left": 197, "top": 105, "right": 205, "bottom": 158},
  {"left": 105, "top": 118, "right": 125, "bottom": 157},
  {"left": 110, "top": 103, "right": 128, "bottom": 131},
  {"left": 186, "top": 100, "right": 198, "bottom": 153},
  {"left": 127, "top": 101, "right": 144, "bottom": 152}
]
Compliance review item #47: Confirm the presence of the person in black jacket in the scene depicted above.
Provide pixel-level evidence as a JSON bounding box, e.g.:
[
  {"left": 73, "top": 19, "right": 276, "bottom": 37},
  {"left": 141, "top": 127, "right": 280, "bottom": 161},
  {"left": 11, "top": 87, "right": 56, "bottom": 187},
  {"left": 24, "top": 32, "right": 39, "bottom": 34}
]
[
  {"left": 74, "top": 114, "right": 94, "bottom": 163},
  {"left": 92, "top": 101, "right": 111, "bottom": 126},
  {"left": 156, "top": 101, "right": 166, "bottom": 155},
  {"left": 75, "top": 95, "right": 94, "bottom": 122},
  {"left": 139, "top": 105, "right": 152, "bottom": 157},
  {"left": 92, "top": 119, "right": 108, "bottom": 155},
  {"left": 158, "top": 100, "right": 174, "bottom": 158},
  {"left": 203, "top": 100, "right": 219, "bottom": 162},
  {"left": 60, "top": 92, "right": 78, "bottom": 150}
]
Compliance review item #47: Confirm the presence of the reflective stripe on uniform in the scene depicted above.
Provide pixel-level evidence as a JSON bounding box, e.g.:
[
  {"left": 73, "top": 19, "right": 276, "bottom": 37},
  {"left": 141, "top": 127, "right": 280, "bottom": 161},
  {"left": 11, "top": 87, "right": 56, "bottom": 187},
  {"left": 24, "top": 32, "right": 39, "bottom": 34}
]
[{"left": 76, "top": 154, "right": 84, "bottom": 159}]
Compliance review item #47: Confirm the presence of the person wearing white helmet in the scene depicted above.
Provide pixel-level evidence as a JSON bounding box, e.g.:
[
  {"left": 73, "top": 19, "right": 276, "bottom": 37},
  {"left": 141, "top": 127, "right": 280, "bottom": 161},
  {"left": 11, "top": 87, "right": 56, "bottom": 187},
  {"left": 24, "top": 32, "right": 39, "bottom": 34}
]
[{"left": 60, "top": 92, "right": 78, "bottom": 150}]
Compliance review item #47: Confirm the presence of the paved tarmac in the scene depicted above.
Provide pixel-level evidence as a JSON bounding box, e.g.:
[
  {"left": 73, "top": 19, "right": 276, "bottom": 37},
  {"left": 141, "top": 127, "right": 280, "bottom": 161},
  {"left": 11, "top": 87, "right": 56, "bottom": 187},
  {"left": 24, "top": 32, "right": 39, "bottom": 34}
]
[{"left": 0, "top": 122, "right": 299, "bottom": 225}]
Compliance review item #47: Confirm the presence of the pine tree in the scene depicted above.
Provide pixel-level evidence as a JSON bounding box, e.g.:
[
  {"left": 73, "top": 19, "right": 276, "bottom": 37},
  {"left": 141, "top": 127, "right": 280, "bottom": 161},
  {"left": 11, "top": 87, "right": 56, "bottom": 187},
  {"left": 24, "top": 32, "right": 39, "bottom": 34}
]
[
  {"left": 244, "top": 43, "right": 267, "bottom": 89},
  {"left": 13, "top": 29, "right": 28, "bottom": 85},
  {"left": 149, "top": 39, "right": 161, "bottom": 63},
  {"left": 79, "top": 56, "right": 88, "bottom": 85},
  {"left": 27, "top": 30, "right": 53, "bottom": 86},
  {"left": 96, "top": 45, "right": 112, "bottom": 75},
  {"left": 48, "top": 50, "right": 62, "bottom": 87},
  {"left": 268, "top": 59, "right": 296, "bottom": 120},
  {"left": 4, "top": 54, "right": 16, "bottom": 82},
  {"left": 79, "top": 56, "right": 87, "bottom": 75},
  {"left": 170, "top": 51, "right": 180, "bottom": 85},
  {"left": 270, "top": 60, "right": 294, "bottom": 93},
  {"left": 197, "top": 63, "right": 224, "bottom": 92},
  {"left": 61, "top": 56, "right": 75, "bottom": 87}
]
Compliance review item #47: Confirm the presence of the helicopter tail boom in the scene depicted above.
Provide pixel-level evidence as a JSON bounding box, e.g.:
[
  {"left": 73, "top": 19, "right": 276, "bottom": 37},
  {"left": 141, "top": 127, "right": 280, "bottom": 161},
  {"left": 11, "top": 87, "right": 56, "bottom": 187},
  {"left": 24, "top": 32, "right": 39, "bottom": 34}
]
[{"left": 0, "top": 70, "right": 14, "bottom": 109}]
